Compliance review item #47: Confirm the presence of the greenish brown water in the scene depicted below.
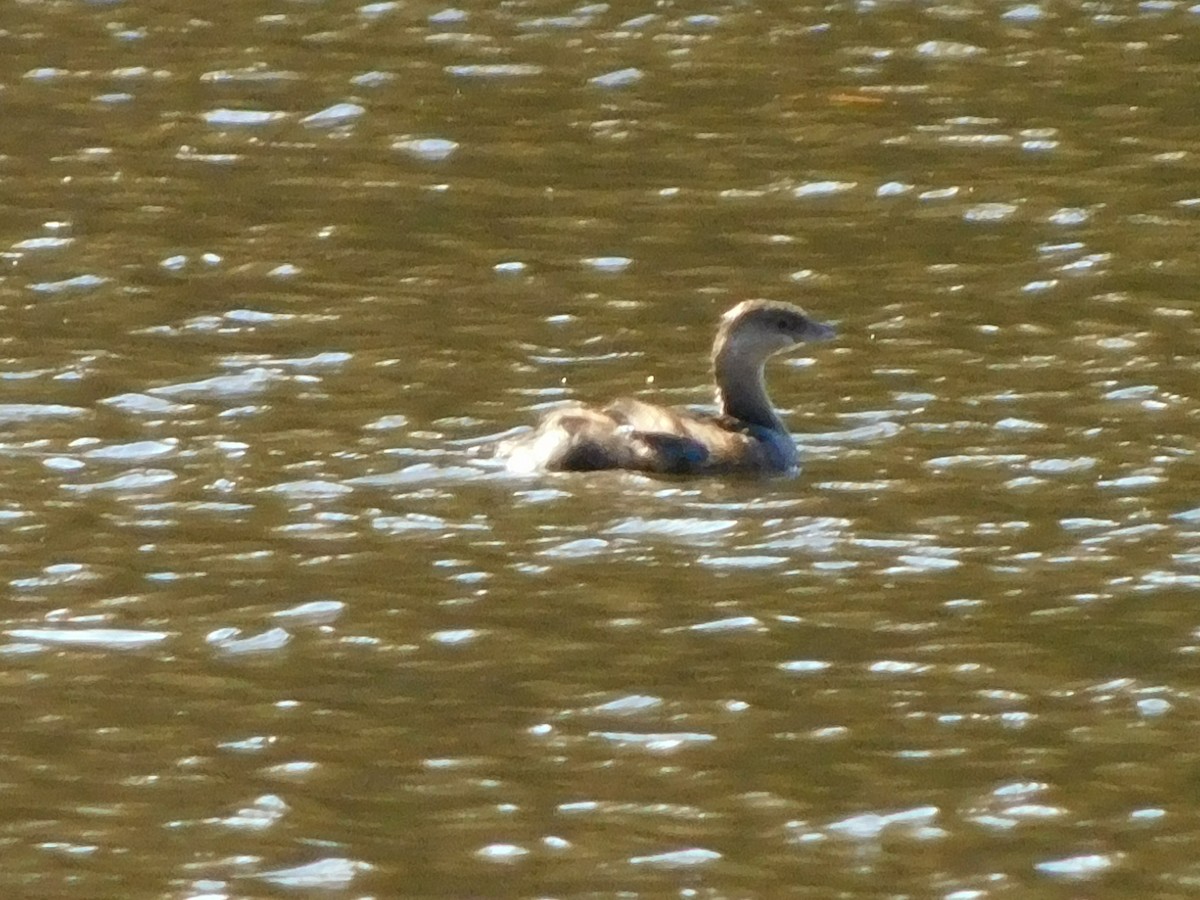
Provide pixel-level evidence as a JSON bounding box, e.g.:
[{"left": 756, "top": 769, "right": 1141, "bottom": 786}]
[{"left": 2, "top": 1, "right": 1200, "bottom": 897}]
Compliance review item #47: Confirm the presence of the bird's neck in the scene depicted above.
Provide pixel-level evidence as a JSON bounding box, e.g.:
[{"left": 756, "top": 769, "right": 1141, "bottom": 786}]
[{"left": 713, "top": 347, "right": 784, "bottom": 431}]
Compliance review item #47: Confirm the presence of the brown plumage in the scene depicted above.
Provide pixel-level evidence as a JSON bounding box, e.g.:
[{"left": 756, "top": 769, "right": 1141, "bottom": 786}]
[{"left": 492, "top": 300, "right": 836, "bottom": 475}]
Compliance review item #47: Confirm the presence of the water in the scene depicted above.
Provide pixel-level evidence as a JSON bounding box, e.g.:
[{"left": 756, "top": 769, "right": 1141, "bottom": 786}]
[{"left": 2, "top": 1, "right": 1199, "bottom": 896}]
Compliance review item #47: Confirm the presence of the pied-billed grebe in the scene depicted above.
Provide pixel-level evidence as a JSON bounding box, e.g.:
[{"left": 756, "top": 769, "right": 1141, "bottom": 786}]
[{"left": 492, "top": 300, "right": 836, "bottom": 474}]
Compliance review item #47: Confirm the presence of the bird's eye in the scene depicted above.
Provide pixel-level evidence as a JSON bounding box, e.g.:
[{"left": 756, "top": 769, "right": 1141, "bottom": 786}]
[{"left": 776, "top": 318, "right": 789, "bottom": 331}]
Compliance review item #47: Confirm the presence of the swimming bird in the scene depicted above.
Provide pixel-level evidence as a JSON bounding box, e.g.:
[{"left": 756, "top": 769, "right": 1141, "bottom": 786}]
[{"left": 492, "top": 300, "right": 836, "bottom": 475}]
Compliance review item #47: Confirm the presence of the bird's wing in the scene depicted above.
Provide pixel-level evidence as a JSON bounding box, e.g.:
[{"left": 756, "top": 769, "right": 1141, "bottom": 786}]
[
  {"left": 604, "top": 398, "right": 771, "bottom": 473},
  {"left": 495, "top": 404, "right": 650, "bottom": 472}
]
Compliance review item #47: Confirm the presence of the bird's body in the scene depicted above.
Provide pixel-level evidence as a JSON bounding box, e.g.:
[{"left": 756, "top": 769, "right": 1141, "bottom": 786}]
[{"left": 492, "top": 300, "right": 835, "bottom": 475}]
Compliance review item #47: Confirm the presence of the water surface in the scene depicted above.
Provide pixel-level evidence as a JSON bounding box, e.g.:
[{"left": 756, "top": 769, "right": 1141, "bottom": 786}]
[{"left": 2, "top": 1, "right": 1199, "bottom": 896}]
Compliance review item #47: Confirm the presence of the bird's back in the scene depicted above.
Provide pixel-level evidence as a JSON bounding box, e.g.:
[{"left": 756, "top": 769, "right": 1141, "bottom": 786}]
[{"left": 492, "top": 398, "right": 795, "bottom": 474}]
